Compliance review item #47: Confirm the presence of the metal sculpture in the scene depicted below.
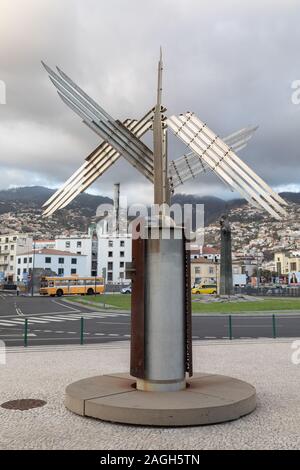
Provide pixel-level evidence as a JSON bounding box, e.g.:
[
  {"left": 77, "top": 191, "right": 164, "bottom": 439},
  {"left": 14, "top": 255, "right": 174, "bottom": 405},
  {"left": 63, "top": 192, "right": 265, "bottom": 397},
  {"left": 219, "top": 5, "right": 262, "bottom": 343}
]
[{"left": 41, "top": 50, "right": 287, "bottom": 397}]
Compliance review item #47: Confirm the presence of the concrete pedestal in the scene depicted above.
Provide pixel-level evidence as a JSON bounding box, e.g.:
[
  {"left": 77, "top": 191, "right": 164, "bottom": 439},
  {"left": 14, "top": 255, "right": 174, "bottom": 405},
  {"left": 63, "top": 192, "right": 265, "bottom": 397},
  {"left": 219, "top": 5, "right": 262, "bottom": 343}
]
[{"left": 65, "top": 372, "right": 256, "bottom": 426}]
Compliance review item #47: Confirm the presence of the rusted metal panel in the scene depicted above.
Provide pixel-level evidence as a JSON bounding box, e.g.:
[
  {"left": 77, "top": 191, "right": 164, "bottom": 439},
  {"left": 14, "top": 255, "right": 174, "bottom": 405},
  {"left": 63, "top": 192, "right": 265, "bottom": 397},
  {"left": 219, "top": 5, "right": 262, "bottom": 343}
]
[
  {"left": 184, "top": 235, "right": 193, "bottom": 377},
  {"left": 130, "top": 236, "right": 146, "bottom": 379}
]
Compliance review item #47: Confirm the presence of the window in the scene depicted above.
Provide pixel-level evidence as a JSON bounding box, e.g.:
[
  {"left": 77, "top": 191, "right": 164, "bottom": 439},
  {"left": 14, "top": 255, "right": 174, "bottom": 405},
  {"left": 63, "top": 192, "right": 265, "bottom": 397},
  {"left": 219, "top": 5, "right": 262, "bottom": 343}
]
[
  {"left": 10, "top": 245, "right": 14, "bottom": 250},
  {"left": 71, "top": 268, "right": 77, "bottom": 275},
  {"left": 209, "top": 267, "right": 214, "bottom": 274},
  {"left": 120, "top": 240, "right": 125, "bottom": 247},
  {"left": 120, "top": 261, "right": 124, "bottom": 268},
  {"left": 71, "top": 258, "right": 77, "bottom": 265},
  {"left": 24, "top": 257, "right": 27, "bottom": 264},
  {"left": 58, "top": 268, "right": 64, "bottom": 276},
  {"left": 108, "top": 251, "right": 113, "bottom": 258},
  {"left": 23, "top": 268, "right": 27, "bottom": 274},
  {"left": 18, "top": 258, "right": 21, "bottom": 264},
  {"left": 58, "top": 257, "right": 64, "bottom": 264},
  {"left": 77, "top": 241, "right": 82, "bottom": 248},
  {"left": 290, "top": 262, "right": 297, "bottom": 271},
  {"left": 29, "top": 257, "right": 32, "bottom": 264},
  {"left": 119, "top": 272, "right": 124, "bottom": 279},
  {"left": 10, "top": 255, "right": 14, "bottom": 261},
  {"left": 108, "top": 262, "right": 113, "bottom": 270},
  {"left": 17, "top": 268, "right": 20, "bottom": 275},
  {"left": 65, "top": 241, "right": 70, "bottom": 248},
  {"left": 45, "top": 257, "right": 51, "bottom": 264},
  {"left": 120, "top": 251, "right": 125, "bottom": 257},
  {"left": 77, "top": 251, "right": 81, "bottom": 255},
  {"left": 107, "top": 272, "right": 113, "bottom": 281},
  {"left": 109, "top": 240, "right": 113, "bottom": 247},
  {"left": 195, "top": 267, "right": 201, "bottom": 274}
]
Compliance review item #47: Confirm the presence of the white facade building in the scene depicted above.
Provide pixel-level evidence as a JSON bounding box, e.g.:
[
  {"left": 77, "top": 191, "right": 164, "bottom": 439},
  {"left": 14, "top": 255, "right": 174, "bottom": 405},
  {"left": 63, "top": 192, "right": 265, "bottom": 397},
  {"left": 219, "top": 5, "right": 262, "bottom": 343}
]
[
  {"left": 97, "top": 235, "right": 132, "bottom": 284},
  {"left": 0, "top": 233, "right": 33, "bottom": 282},
  {"left": 55, "top": 235, "right": 92, "bottom": 276},
  {"left": 16, "top": 248, "right": 88, "bottom": 281}
]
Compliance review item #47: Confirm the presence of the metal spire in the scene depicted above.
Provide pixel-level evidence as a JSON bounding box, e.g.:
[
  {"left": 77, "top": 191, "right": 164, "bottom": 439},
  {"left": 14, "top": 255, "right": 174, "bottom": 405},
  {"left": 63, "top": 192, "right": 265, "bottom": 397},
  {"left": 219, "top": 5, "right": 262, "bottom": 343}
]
[{"left": 153, "top": 48, "right": 166, "bottom": 206}]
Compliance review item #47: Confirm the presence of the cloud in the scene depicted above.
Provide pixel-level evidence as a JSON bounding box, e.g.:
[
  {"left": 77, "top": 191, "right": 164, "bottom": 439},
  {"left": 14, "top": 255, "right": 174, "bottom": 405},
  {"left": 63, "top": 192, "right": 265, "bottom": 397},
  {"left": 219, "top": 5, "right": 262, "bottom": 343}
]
[{"left": 0, "top": 0, "right": 299, "bottom": 205}]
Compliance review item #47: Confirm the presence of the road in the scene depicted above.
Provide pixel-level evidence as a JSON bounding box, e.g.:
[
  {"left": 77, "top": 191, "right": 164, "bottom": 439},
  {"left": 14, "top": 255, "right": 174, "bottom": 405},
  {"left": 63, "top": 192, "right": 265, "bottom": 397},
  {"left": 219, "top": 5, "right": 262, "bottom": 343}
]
[{"left": 0, "top": 294, "right": 299, "bottom": 346}]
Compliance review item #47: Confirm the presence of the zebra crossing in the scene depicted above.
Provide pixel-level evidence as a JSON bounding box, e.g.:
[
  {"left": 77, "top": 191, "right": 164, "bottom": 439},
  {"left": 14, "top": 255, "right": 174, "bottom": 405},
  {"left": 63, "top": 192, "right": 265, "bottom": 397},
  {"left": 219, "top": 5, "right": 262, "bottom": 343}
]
[{"left": 0, "top": 311, "right": 129, "bottom": 328}]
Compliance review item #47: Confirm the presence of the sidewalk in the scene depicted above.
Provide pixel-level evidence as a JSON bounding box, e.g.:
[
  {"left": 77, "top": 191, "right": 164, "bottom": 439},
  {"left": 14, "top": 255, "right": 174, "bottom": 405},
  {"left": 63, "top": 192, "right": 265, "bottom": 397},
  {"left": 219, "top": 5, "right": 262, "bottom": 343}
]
[{"left": 0, "top": 339, "right": 299, "bottom": 449}]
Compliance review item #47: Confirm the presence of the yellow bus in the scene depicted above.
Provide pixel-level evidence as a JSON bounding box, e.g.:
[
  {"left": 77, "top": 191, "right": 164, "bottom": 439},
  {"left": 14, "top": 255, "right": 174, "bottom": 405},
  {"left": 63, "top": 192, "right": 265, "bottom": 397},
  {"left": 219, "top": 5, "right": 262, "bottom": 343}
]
[{"left": 40, "top": 276, "right": 105, "bottom": 297}]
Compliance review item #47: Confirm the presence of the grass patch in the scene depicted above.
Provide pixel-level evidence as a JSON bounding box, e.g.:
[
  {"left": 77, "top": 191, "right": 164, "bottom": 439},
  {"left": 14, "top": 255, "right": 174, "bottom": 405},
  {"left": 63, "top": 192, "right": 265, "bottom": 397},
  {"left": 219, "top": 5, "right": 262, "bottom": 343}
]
[
  {"left": 68, "top": 294, "right": 300, "bottom": 313},
  {"left": 191, "top": 297, "right": 300, "bottom": 313},
  {"left": 68, "top": 294, "right": 131, "bottom": 310}
]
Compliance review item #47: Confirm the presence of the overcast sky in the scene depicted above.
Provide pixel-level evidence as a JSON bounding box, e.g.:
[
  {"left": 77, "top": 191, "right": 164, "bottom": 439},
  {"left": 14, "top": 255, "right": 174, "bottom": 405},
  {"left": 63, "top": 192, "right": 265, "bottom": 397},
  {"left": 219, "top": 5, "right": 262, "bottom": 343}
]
[{"left": 0, "top": 0, "right": 299, "bottom": 204}]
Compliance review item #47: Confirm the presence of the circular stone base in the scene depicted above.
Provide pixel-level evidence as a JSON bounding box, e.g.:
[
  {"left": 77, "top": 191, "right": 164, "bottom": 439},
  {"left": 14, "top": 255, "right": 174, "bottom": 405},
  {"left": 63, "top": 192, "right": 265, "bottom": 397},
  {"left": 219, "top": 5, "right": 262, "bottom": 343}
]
[{"left": 65, "top": 372, "right": 256, "bottom": 426}]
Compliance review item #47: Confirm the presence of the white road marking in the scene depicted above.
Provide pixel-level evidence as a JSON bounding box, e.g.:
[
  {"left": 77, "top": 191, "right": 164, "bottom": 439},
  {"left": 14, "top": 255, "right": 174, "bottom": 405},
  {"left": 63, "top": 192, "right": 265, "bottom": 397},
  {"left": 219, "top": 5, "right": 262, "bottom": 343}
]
[
  {"left": 15, "top": 304, "right": 24, "bottom": 316},
  {"left": 51, "top": 300, "right": 80, "bottom": 311},
  {"left": 27, "top": 319, "right": 50, "bottom": 324},
  {"left": 0, "top": 333, "right": 36, "bottom": 337},
  {"left": 32, "top": 316, "right": 66, "bottom": 322}
]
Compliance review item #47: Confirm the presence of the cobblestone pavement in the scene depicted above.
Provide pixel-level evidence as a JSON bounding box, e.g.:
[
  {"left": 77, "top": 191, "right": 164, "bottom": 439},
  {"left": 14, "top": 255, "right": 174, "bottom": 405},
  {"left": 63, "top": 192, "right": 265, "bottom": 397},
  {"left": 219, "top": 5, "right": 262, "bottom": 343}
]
[{"left": 0, "top": 339, "right": 299, "bottom": 450}]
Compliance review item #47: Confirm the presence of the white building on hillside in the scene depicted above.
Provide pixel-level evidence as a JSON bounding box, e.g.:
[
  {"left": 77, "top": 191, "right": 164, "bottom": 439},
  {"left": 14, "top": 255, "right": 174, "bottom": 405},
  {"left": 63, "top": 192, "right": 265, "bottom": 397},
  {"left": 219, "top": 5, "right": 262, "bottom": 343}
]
[
  {"left": 16, "top": 248, "right": 88, "bottom": 281},
  {"left": 0, "top": 233, "right": 33, "bottom": 282}
]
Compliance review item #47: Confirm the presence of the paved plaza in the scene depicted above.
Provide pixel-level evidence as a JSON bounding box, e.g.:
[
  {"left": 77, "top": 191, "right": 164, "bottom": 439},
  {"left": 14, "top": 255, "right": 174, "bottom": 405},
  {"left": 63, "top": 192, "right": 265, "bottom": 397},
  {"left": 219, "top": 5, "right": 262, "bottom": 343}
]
[{"left": 0, "top": 339, "right": 299, "bottom": 450}]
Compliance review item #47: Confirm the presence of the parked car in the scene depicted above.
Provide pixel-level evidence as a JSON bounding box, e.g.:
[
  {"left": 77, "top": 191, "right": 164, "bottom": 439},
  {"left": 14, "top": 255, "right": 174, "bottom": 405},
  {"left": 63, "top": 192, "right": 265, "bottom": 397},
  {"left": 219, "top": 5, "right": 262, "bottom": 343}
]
[
  {"left": 121, "top": 285, "right": 131, "bottom": 294},
  {"left": 192, "top": 284, "right": 217, "bottom": 295}
]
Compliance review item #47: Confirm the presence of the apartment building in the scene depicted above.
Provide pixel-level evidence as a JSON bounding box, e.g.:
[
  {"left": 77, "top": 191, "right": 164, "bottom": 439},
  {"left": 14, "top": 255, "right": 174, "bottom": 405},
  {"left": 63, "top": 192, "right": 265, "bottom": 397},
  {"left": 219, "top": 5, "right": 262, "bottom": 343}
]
[
  {"left": 55, "top": 235, "right": 93, "bottom": 276},
  {"left": 191, "top": 258, "right": 219, "bottom": 287},
  {"left": 97, "top": 235, "right": 132, "bottom": 284},
  {"left": 16, "top": 248, "right": 87, "bottom": 281},
  {"left": 0, "top": 233, "right": 32, "bottom": 282},
  {"left": 275, "top": 251, "right": 300, "bottom": 282}
]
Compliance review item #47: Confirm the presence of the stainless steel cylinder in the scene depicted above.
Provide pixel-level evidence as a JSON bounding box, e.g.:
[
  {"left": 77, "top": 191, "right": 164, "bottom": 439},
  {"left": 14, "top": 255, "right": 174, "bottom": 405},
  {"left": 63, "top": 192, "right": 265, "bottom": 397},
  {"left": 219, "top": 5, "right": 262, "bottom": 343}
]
[{"left": 136, "top": 225, "right": 186, "bottom": 392}]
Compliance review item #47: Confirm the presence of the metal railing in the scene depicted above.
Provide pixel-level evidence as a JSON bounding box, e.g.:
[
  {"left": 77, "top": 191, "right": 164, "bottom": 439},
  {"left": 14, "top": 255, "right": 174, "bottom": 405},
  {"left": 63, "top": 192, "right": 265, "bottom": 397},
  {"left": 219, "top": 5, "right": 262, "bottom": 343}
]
[{"left": 17, "top": 313, "right": 299, "bottom": 347}]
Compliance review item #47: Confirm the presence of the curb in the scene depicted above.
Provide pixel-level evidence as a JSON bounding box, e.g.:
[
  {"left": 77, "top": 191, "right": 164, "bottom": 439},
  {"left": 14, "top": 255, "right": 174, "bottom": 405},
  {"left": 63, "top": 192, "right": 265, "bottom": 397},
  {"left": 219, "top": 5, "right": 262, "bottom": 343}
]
[{"left": 62, "top": 297, "right": 130, "bottom": 314}]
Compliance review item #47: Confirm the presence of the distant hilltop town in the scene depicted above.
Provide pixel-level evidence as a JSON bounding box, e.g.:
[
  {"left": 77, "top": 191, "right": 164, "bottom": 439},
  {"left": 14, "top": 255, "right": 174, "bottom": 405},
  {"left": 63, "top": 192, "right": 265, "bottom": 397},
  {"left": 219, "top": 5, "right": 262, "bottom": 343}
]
[{"left": 0, "top": 186, "right": 299, "bottom": 288}]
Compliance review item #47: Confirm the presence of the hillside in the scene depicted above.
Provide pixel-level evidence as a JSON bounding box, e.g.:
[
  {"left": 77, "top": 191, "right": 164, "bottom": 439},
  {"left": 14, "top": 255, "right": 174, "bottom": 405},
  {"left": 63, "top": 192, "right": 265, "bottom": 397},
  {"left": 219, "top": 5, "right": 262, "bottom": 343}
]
[{"left": 0, "top": 186, "right": 298, "bottom": 241}]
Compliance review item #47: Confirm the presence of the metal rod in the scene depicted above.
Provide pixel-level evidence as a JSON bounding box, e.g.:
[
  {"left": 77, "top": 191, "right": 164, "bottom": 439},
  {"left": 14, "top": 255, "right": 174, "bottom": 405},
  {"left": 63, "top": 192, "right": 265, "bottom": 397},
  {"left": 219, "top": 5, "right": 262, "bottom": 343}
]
[
  {"left": 229, "top": 315, "right": 233, "bottom": 340},
  {"left": 272, "top": 314, "right": 277, "bottom": 339},
  {"left": 24, "top": 318, "right": 28, "bottom": 347},
  {"left": 43, "top": 111, "right": 155, "bottom": 215},
  {"left": 167, "top": 114, "right": 285, "bottom": 220},
  {"left": 80, "top": 317, "right": 84, "bottom": 345}
]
